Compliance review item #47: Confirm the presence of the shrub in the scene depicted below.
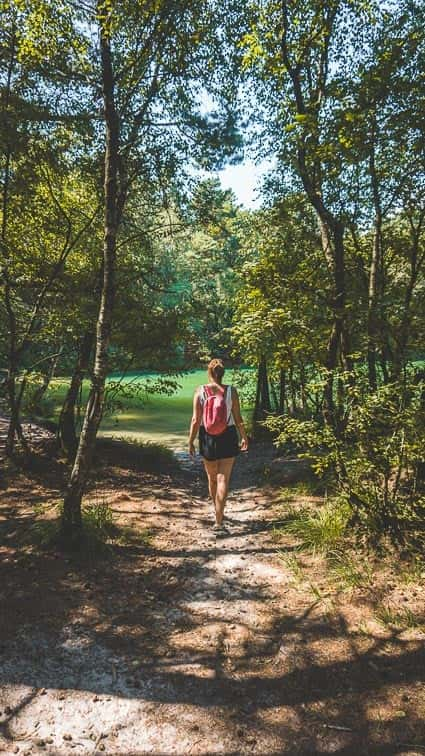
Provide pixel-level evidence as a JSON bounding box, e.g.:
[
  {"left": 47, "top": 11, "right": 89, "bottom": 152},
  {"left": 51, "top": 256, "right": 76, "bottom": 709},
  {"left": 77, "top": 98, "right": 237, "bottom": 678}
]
[{"left": 265, "top": 376, "right": 425, "bottom": 544}]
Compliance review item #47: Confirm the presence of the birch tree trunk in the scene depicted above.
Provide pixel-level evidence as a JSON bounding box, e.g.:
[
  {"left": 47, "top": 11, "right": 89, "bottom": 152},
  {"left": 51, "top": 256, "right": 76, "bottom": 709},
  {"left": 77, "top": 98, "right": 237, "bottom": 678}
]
[
  {"left": 58, "top": 332, "right": 94, "bottom": 460},
  {"left": 61, "top": 7, "right": 120, "bottom": 540}
]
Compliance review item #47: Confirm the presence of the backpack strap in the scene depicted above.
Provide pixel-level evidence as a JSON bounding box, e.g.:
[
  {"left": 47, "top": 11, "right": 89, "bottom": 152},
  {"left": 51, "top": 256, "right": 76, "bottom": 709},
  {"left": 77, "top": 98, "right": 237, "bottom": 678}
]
[
  {"left": 201, "top": 384, "right": 211, "bottom": 402},
  {"left": 200, "top": 385, "right": 214, "bottom": 403},
  {"left": 202, "top": 384, "right": 226, "bottom": 401},
  {"left": 225, "top": 385, "right": 233, "bottom": 421}
]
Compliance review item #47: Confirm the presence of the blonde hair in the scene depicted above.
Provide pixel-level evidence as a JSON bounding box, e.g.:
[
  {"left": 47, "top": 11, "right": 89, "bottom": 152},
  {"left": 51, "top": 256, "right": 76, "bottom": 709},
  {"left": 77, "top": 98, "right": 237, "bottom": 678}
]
[{"left": 207, "top": 358, "right": 225, "bottom": 384}]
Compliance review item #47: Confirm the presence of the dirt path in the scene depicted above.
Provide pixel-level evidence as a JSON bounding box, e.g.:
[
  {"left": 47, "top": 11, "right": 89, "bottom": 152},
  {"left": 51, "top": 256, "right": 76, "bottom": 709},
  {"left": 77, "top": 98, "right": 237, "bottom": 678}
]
[
  {"left": 1, "top": 447, "right": 424, "bottom": 755},
  {"left": 0, "top": 415, "right": 53, "bottom": 460}
]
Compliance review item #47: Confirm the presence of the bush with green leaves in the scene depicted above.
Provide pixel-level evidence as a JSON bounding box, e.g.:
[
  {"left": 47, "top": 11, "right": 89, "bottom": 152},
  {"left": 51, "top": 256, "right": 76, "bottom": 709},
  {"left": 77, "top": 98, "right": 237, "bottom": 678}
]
[{"left": 266, "top": 375, "right": 425, "bottom": 543}]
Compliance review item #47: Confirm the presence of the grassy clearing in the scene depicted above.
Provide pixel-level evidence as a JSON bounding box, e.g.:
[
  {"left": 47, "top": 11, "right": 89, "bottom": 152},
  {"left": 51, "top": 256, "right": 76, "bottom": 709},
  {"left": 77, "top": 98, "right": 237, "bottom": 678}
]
[
  {"left": 45, "top": 370, "right": 205, "bottom": 449},
  {"left": 45, "top": 369, "right": 253, "bottom": 450}
]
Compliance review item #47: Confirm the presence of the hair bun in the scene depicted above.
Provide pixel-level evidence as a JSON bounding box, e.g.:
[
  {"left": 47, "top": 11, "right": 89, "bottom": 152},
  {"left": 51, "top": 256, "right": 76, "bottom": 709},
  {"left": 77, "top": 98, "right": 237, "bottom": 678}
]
[{"left": 208, "top": 358, "right": 225, "bottom": 382}]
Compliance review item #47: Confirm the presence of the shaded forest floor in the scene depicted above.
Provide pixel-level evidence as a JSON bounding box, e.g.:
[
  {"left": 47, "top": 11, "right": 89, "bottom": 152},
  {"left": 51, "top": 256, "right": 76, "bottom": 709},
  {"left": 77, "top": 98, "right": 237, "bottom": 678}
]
[{"left": 0, "top": 434, "right": 424, "bottom": 755}]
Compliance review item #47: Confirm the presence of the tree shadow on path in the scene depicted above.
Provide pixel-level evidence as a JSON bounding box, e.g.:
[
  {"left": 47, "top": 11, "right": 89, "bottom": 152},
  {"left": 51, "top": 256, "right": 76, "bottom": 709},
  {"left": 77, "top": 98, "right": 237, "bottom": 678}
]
[{"left": 1, "top": 444, "right": 424, "bottom": 754}]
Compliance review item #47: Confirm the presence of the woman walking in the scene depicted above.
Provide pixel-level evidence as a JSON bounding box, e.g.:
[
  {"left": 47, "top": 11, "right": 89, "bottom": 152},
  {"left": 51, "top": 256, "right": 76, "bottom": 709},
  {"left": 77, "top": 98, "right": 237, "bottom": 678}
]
[{"left": 189, "top": 359, "right": 249, "bottom": 533}]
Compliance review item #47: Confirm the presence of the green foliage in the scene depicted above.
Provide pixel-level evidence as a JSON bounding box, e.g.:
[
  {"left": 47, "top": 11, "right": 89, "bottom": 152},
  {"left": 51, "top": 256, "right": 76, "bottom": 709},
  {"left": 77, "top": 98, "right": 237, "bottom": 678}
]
[
  {"left": 230, "top": 367, "right": 257, "bottom": 407},
  {"left": 26, "top": 499, "right": 114, "bottom": 556},
  {"left": 396, "top": 555, "right": 425, "bottom": 585},
  {"left": 83, "top": 499, "right": 115, "bottom": 538},
  {"left": 230, "top": 197, "right": 326, "bottom": 369},
  {"left": 0, "top": 0, "right": 246, "bottom": 467},
  {"left": 274, "top": 500, "right": 350, "bottom": 554},
  {"left": 28, "top": 509, "right": 62, "bottom": 548},
  {"left": 266, "top": 377, "right": 425, "bottom": 542},
  {"left": 2, "top": 0, "right": 425, "bottom": 557},
  {"left": 115, "top": 526, "right": 153, "bottom": 548},
  {"left": 179, "top": 178, "right": 250, "bottom": 359},
  {"left": 103, "top": 377, "right": 181, "bottom": 417}
]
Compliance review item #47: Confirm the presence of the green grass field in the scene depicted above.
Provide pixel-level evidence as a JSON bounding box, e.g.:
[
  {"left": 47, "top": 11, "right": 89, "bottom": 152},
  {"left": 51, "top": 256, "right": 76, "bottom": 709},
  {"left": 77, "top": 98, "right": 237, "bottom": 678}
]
[{"left": 47, "top": 369, "right": 253, "bottom": 450}]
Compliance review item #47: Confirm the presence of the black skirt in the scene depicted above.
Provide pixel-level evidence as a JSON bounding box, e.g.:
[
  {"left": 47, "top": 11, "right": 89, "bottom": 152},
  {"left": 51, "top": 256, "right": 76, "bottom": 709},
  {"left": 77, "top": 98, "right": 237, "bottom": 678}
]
[{"left": 199, "top": 425, "right": 240, "bottom": 461}]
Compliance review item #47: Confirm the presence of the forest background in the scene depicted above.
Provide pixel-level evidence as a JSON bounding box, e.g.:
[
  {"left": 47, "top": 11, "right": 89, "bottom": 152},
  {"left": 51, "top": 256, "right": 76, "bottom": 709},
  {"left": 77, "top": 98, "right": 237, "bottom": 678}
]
[{"left": 1, "top": 0, "right": 424, "bottom": 548}]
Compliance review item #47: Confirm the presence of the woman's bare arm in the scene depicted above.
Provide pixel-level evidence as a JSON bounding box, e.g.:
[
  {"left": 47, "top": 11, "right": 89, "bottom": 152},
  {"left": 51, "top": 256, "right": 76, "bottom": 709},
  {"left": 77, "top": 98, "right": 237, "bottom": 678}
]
[
  {"left": 232, "top": 387, "right": 249, "bottom": 450},
  {"left": 188, "top": 388, "right": 202, "bottom": 454}
]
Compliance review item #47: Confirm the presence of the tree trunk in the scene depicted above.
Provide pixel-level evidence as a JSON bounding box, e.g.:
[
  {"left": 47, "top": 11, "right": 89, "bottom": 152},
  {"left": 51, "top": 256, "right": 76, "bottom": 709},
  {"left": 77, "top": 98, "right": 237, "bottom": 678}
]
[
  {"left": 393, "top": 280, "right": 415, "bottom": 379},
  {"left": 1, "top": 28, "right": 19, "bottom": 456},
  {"left": 280, "top": 6, "right": 353, "bottom": 431},
  {"left": 289, "top": 364, "right": 297, "bottom": 414},
  {"left": 270, "top": 371, "right": 280, "bottom": 412},
  {"left": 380, "top": 345, "right": 390, "bottom": 384},
  {"left": 295, "top": 147, "right": 352, "bottom": 429},
  {"left": 253, "top": 356, "right": 271, "bottom": 424},
  {"left": 367, "top": 137, "right": 382, "bottom": 391},
  {"left": 392, "top": 211, "right": 424, "bottom": 379},
  {"left": 321, "top": 219, "right": 352, "bottom": 433},
  {"left": 300, "top": 362, "right": 307, "bottom": 414},
  {"left": 58, "top": 332, "right": 93, "bottom": 459},
  {"left": 61, "top": 9, "right": 120, "bottom": 542},
  {"left": 261, "top": 359, "right": 271, "bottom": 415},
  {"left": 6, "top": 371, "right": 23, "bottom": 454},
  {"left": 279, "top": 368, "right": 286, "bottom": 414}
]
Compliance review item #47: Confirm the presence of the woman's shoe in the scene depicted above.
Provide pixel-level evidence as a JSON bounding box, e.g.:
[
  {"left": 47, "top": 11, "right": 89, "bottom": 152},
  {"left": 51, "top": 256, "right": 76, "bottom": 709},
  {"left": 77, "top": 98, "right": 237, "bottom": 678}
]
[{"left": 213, "top": 523, "right": 228, "bottom": 535}]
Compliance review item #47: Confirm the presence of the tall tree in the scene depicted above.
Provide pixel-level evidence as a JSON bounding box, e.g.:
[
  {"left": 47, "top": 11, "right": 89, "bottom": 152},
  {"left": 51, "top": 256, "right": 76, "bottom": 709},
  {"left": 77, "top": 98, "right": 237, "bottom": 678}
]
[
  {"left": 56, "top": 0, "right": 243, "bottom": 541},
  {"left": 241, "top": 0, "right": 425, "bottom": 416}
]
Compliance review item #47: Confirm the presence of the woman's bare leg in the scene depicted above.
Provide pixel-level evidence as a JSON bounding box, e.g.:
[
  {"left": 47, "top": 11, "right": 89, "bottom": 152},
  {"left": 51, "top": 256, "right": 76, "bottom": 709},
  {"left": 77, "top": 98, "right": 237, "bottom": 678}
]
[
  {"left": 203, "top": 459, "right": 218, "bottom": 517},
  {"left": 215, "top": 457, "right": 235, "bottom": 525}
]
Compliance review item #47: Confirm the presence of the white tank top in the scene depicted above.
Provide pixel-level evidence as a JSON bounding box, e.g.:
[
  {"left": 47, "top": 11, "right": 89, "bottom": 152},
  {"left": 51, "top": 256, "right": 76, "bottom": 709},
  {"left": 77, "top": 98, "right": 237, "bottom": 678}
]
[{"left": 199, "top": 384, "right": 235, "bottom": 426}]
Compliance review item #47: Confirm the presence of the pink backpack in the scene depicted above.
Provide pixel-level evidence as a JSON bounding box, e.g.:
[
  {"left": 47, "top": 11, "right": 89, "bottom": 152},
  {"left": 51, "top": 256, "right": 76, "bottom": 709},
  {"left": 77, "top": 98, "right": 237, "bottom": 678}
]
[{"left": 202, "top": 385, "right": 231, "bottom": 435}]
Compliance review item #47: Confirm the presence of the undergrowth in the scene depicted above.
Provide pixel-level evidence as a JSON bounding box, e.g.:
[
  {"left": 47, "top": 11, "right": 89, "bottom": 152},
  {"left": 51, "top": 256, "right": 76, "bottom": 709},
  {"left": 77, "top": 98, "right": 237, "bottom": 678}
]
[
  {"left": 278, "top": 480, "right": 322, "bottom": 502},
  {"left": 111, "top": 436, "right": 176, "bottom": 469},
  {"left": 274, "top": 483, "right": 424, "bottom": 635},
  {"left": 327, "top": 549, "right": 374, "bottom": 590},
  {"left": 375, "top": 605, "right": 424, "bottom": 632},
  {"left": 274, "top": 498, "right": 350, "bottom": 554},
  {"left": 26, "top": 498, "right": 153, "bottom": 558}
]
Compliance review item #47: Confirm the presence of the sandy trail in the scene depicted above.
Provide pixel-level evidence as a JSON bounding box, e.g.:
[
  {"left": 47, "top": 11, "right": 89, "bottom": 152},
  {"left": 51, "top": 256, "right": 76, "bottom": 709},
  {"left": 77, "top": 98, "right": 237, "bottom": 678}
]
[
  {"left": 1, "top": 449, "right": 424, "bottom": 755},
  {"left": 1, "top": 452, "right": 289, "bottom": 755}
]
